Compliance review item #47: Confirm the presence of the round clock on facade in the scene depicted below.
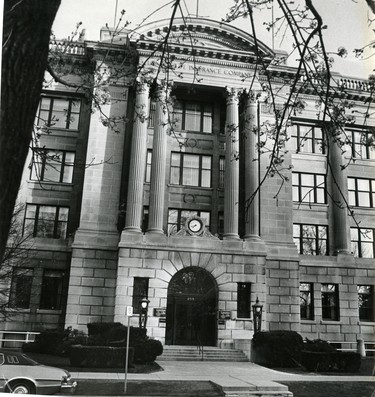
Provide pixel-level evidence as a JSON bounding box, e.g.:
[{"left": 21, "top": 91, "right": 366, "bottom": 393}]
[{"left": 186, "top": 217, "right": 204, "bottom": 235}]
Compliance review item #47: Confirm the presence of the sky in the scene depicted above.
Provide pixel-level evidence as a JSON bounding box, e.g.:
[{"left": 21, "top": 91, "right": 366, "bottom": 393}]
[{"left": 52, "top": 0, "right": 374, "bottom": 78}]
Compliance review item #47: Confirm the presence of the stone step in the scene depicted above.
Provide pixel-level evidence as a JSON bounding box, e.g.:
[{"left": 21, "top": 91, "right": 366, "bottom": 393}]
[{"left": 158, "top": 345, "right": 249, "bottom": 361}]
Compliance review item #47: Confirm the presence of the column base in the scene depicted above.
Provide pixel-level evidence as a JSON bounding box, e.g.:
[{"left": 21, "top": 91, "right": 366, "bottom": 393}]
[
  {"left": 244, "top": 234, "right": 261, "bottom": 241},
  {"left": 122, "top": 226, "right": 142, "bottom": 233},
  {"left": 223, "top": 233, "right": 240, "bottom": 240},
  {"left": 146, "top": 228, "right": 165, "bottom": 235}
]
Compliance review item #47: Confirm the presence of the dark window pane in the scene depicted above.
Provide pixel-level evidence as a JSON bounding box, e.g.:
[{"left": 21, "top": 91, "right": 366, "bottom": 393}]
[
  {"left": 40, "top": 270, "right": 64, "bottom": 310},
  {"left": 237, "top": 283, "right": 251, "bottom": 318},
  {"left": 9, "top": 269, "right": 33, "bottom": 309}
]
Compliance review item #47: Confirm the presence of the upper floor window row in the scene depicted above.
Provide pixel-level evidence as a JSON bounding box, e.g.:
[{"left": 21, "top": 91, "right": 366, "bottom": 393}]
[
  {"left": 30, "top": 150, "right": 75, "bottom": 184},
  {"left": 291, "top": 124, "right": 325, "bottom": 154},
  {"left": 348, "top": 177, "right": 375, "bottom": 208},
  {"left": 170, "top": 152, "right": 212, "bottom": 188},
  {"left": 149, "top": 100, "right": 213, "bottom": 134},
  {"left": 292, "top": 172, "right": 326, "bottom": 204},
  {"left": 37, "top": 96, "right": 81, "bottom": 130},
  {"left": 24, "top": 204, "right": 69, "bottom": 239},
  {"left": 293, "top": 223, "right": 328, "bottom": 256},
  {"left": 347, "top": 129, "right": 375, "bottom": 160}
]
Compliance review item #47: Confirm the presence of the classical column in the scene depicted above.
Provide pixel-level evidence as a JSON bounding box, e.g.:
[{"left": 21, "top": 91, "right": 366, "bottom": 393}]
[
  {"left": 223, "top": 87, "right": 240, "bottom": 239},
  {"left": 147, "top": 80, "right": 171, "bottom": 234},
  {"left": 124, "top": 79, "right": 150, "bottom": 232},
  {"left": 328, "top": 128, "right": 350, "bottom": 254},
  {"left": 243, "top": 91, "right": 260, "bottom": 240}
]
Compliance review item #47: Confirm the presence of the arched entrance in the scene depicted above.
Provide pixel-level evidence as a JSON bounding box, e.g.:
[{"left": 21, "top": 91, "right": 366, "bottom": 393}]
[{"left": 165, "top": 267, "right": 217, "bottom": 346}]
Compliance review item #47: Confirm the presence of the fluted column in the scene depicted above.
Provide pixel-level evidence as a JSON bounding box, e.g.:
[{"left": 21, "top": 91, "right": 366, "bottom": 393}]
[
  {"left": 223, "top": 87, "right": 240, "bottom": 239},
  {"left": 124, "top": 79, "right": 150, "bottom": 232},
  {"left": 328, "top": 128, "right": 349, "bottom": 254},
  {"left": 244, "top": 91, "right": 260, "bottom": 240},
  {"left": 147, "top": 80, "right": 171, "bottom": 234}
]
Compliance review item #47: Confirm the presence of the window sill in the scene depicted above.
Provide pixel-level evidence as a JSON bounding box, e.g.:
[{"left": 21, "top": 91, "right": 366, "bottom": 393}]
[
  {"left": 358, "top": 321, "right": 375, "bottom": 325},
  {"left": 28, "top": 180, "right": 74, "bottom": 189},
  {"left": 320, "top": 320, "right": 341, "bottom": 324},
  {"left": 5, "top": 308, "right": 31, "bottom": 313},
  {"left": 168, "top": 184, "right": 213, "bottom": 191},
  {"left": 301, "top": 319, "right": 315, "bottom": 323},
  {"left": 36, "top": 309, "right": 63, "bottom": 314},
  {"left": 236, "top": 318, "right": 252, "bottom": 321}
]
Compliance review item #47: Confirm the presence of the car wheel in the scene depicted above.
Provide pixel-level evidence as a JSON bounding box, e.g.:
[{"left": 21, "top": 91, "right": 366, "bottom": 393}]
[{"left": 7, "top": 381, "right": 35, "bottom": 394}]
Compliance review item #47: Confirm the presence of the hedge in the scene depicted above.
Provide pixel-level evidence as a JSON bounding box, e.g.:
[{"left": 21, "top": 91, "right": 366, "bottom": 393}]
[
  {"left": 301, "top": 351, "right": 361, "bottom": 372},
  {"left": 69, "top": 345, "right": 134, "bottom": 368},
  {"left": 86, "top": 322, "right": 123, "bottom": 336},
  {"left": 252, "top": 331, "right": 304, "bottom": 368}
]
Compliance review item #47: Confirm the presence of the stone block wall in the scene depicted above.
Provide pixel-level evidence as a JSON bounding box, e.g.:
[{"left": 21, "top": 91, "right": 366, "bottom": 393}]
[
  {"left": 299, "top": 256, "right": 375, "bottom": 345},
  {"left": 266, "top": 259, "right": 300, "bottom": 332},
  {"left": 65, "top": 248, "right": 118, "bottom": 331}
]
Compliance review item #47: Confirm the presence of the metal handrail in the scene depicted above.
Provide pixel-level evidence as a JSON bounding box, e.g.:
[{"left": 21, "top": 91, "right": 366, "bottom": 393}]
[
  {"left": 196, "top": 335, "right": 204, "bottom": 361},
  {"left": 0, "top": 331, "right": 40, "bottom": 346}
]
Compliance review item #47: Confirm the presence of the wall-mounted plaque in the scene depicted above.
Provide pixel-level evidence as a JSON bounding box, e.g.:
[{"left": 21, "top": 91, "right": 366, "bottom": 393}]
[
  {"left": 154, "top": 307, "right": 166, "bottom": 318},
  {"left": 219, "top": 310, "right": 231, "bottom": 320}
]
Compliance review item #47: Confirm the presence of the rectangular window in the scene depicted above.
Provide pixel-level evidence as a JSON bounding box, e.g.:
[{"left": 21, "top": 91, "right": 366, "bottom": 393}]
[
  {"left": 300, "top": 283, "right": 314, "bottom": 320},
  {"left": 145, "top": 150, "right": 152, "bottom": 183},
  {"left": 348, "top": 177, "right": 375, "bottom": 208},
  {"left": 170, "top": 152, "right": 212, "bottom": 188},
  {"left": 351, "top": 228, "right": 374, "bottom": 258},
  {"left": 358, "top": 285, "right": 374, "bottom": 322},
  {"left": 293, "top": 224, "right": 328, "bottom": 255},
  {"left": 132, "top": 277, "right": 149, "bottom": 314},
  {"left": 148, "top": 101, "right": 156, "bottom": 128},
  {"left": 39, "top": 269, "right": 65, "bottom": 310},
  {"left": 292, "top": 172, "right": 326, "bottom": 204},
  {"left": 291, "top": 124, "right": 325, "bottom": 154},
  {"left": 218, "top": 211, "right": 224, "bottom": 237},
  {"left": 8, "top": 268, "right": 33, "bottom": 309},
  {"left": 237, "top": 283, "right": 251, "bottom": 318},
  {"left": 167, "top": 209, "right": 210, "bottom": 235},
  {"left": 321, "top": 284, "right": 339, "bottom": 321},
  {"left": 219, "top": 157, "right": 225, "bottom": 189},
  {"left": 348, "top": 129, "right": 375, "bottom": 160},
  {"left": 173, "top": 100, "right": 213, "bottom": 133},
  {"left": 37, "top": 96, "right": 81, "bottom": 130},
  {"left": 24, "top": 204, "right": 69, "bottom": 239},
  {"left": 142, "top": 206, "right": 149, "bottom": 233},
  {"left": 30, "top": 150, "right": 75, "bottom": 183}
]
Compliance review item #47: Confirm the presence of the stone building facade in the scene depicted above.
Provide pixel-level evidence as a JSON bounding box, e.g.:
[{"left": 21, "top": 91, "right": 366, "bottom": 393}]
[{"left": 2, "top": 17, "right": 374, "bottom": 354}]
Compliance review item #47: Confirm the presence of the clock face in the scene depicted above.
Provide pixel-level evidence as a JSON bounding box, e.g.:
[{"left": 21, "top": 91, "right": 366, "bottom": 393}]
[{"left": 188, "top": 218, "right": 203, "bottom": 233}]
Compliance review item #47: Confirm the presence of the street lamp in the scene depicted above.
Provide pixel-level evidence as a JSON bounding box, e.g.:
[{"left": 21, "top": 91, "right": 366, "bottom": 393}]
[
  {"left": 139, "top": 297, "right": 150, "bottom": 329},
  {"left": 252, "top": 297, "right": 263, "bottom": 334}
]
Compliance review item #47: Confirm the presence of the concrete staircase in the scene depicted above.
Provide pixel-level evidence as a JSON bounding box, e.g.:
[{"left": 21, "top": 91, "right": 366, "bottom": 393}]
[{"left": 158, "top": 345, "right": 249, "bottom": 361}]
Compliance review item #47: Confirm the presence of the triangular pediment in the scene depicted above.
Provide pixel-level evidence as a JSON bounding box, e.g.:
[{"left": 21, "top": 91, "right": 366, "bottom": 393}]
[{"left": 132, "top": 17, "right": 274, "bottom": 60}]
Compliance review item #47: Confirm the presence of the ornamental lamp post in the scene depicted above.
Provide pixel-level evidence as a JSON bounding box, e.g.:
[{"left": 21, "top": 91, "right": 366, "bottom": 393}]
[
  {"left": 252, "top": 297, "right": 263, "bottom": 334},
  {"left": 139, "top": 297, "right": 150, "bottom": 329}
]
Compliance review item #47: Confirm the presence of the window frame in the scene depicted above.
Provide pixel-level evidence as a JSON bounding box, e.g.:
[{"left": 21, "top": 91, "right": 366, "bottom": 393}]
[
  {"left": 145, "top": 150, "right": 152, "bottom": 183},
  {"left": 348, "top": 177, "right": 375, "bottom": 208},
  {"left": 37, "top": 96, "right": 81, "bottom": 130},
  {"left": 132, "top": 277, "right": 149, "bottom": 315},
  {"left": 8, "top": 268, "right": 33, "bottom": 309},
  {"left": 173, "top": 99, "right": 213, "bottom": 134},
  {"left": 30, "top": 149, "right": 75, "bottom": 184},
  {"left": 39, "top": 269, "right": 65, "bottom": 310},
  {"left": 348, "top": 129, "right": 375, "bottom": 160},
  {"left": 237, "top": 282, "right": 251, "bottom": 319},
  {"left": 293, "top": 223, "right": 328, "bottom": 256},
  {"left": 357, "top": 285, "right": 374, "bottom": 322},
  {"left": 170, "top": 152, "right": 212, "bottom": 188},
  {"left": 351, "top": 227, "right": 374, "bottom": 258},
  {"left": 300, "top": 282, "right": 314, "bottom": 320},
  {"left": 321, "top": 283, "right": 339, "bottom": 321},
  {"left": 291, "top": 123, "right": 325, "bottom": 154},
  {"left": 292, "top": 172, "right": 327, "bottom": 204},
  {"left": 23, "top": 204, "right": 69, "bottom": 239}
]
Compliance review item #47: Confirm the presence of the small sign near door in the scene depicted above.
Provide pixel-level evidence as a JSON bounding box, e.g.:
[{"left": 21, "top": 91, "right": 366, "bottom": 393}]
[
  {"left": 154, "top": 307, "right": 166, "bottom": 317},
  {"left": 219, "top": 310, "right": 231, "bottom": 320}
]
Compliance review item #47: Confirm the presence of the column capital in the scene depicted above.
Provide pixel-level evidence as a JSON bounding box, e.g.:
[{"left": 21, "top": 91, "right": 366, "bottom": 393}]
[
  {"left": 243, "top": 89, "right": 260, "bottom": 103},
  {"left": 135, "top": 76, "right": 153, "bottom": 94},
  {"left": 225, "top": 87, "right": 241, "bottom": 104}
]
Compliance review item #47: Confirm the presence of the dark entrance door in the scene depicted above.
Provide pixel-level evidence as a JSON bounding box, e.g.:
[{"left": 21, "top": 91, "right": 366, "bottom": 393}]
[{"left": 166, "top": 267, "right": 217, "bottom": 346}]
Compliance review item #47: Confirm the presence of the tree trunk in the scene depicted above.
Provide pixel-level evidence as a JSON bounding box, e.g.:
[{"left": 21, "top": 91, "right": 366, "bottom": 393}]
[{"left": 1, "top": 0, "right": 61, "bottom": 260}]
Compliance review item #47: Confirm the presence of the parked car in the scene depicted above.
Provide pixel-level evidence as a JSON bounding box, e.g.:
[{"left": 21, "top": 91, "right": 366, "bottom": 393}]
[{"left": 0, "top": 349, "right": 77, "bottom": 394}]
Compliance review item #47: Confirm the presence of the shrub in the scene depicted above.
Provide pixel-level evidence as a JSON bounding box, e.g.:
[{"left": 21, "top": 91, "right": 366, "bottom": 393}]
[
  {"left": 69, "top": 345, "right": 134, "bottom": 368},
  {"left": 34, "top": 329, "right": 66, "bottom": 355},
  {"left": 301, "top": 351, "right": 361, "bottom": 372},
  {"left": 22, "top": 342, "right": 41, "bottom": 353},
  {"left": 303, "top": 338, "right": 336, "bottom": 353},
  {"left": 133, "top": 339, "right": 163, "bottom": 364},
  {"left": 252, "top": 331, "right": 304, "bottom": 368},
  {"left": 86, "top": 322, "right": 123, "bottom": 336}
]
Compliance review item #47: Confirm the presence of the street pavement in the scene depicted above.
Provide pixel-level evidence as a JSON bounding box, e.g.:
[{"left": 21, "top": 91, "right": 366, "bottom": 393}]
[{"left": 69, "top": 360, "right": 375, "bottom": 396}]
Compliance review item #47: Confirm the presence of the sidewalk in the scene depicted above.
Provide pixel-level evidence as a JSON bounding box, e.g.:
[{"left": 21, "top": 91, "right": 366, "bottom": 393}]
[{"left": 70, "top": 360, "right": 375, "bottom": 396}]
